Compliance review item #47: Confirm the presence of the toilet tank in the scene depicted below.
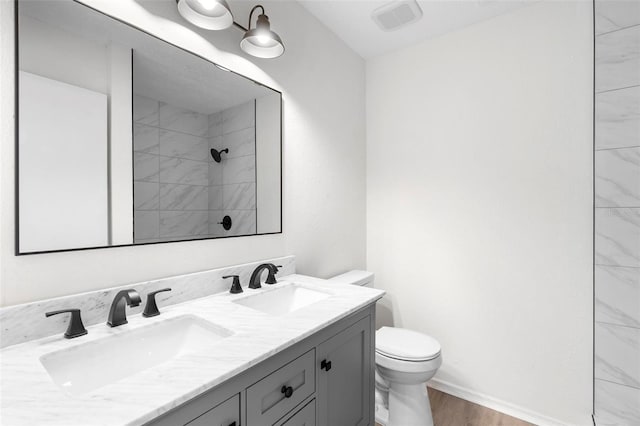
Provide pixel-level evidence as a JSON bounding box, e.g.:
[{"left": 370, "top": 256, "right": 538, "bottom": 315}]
[{"left": 328, "top": 270, "right": 374, "bottom": 288}]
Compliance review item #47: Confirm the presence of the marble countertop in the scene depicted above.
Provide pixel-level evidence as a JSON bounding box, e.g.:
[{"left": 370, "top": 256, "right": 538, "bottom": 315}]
[{"left": 0, "top": 274, "right": 384, "bottom": 426}]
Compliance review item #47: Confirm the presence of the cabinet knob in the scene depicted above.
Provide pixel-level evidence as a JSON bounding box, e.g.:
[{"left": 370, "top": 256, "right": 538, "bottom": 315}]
[
  {"left": 281, "top": 385, "right": 294, "bottom": 398},
  {"left": 321, "top": 359, "right": 332, "bottom": 371}
]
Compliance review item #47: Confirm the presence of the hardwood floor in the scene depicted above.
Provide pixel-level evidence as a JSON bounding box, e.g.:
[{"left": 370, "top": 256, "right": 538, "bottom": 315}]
[{"left": 376, "top": 387, "right": 535, "bottom": 426}]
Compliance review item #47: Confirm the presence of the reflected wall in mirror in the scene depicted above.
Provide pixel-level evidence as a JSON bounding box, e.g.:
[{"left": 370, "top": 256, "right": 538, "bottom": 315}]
[{"left": 17, "top": 0, "right": 282, "bottom": 254}]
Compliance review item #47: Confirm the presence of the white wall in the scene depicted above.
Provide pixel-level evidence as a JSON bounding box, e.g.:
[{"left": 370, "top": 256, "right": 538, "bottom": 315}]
[
  {"left": 0, "top": 0, "right": 366, "bottom": 306},
  {"left": 108, "top": 43, "right": 134, "bottom": 245},
  {"left": 19, "top": 71, "right": 109, "bottom": 252},
  {"left": 19, "top": 13, "right": 134, "bottom": 247},
  {"left": 256, "top": 93, "right": 281, "bottom": 234},
  {"left": 366, "top": 2, "right": 593, "bottom": 425},
  {"left": 19, "top": 15, "right": 108, "bottom": 94}
]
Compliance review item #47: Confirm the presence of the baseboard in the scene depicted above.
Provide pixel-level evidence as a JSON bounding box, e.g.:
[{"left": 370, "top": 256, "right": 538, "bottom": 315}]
[{"left": 428, "top": 378, "right": 570, "bottom": 426}]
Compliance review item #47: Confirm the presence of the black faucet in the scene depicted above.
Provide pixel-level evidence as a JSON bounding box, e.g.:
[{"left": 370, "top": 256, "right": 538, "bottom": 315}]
[
  {"left": 107, "top": 289, "right": 141, "bottom": 327},
  {"left": 224, "top": 275, "right": 243, "bottom": 294},
  {"left": 143, "top": 288, "right": 172, "bottom": 317},
  {"left": 248, "top": 264, "right": 281, "bottom": 289},
  {"left": 45, "top": 309, "right": 87, "bottom": 339}
]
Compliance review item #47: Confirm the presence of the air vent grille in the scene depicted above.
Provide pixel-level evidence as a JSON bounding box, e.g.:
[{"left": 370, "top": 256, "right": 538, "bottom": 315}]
[{"left": 372, "top": 0, "right": 423, "bottom": 32}]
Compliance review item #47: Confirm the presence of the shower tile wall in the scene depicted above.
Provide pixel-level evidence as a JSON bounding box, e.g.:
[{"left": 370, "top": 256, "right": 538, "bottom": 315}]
[
  {"left": 133, "top": 95, "right": 209, "bottom": 242},
  {"left": 133, "top": 96, "right": 256, "bottom": 242},
  {"left": 594, "top": 1, "right": 640, "bottom": 424},
  {"left": 208, "top": 101, "right": 257, "bottom": 237}
]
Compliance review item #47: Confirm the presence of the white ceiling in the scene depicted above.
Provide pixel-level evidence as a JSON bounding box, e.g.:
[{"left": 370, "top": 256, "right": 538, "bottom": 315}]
[
  {"left": 133, "top": 49, "right": 269, "bottom": 115},
  {"left": 298, "top": 0, "right": 535, "bottom": 59}
]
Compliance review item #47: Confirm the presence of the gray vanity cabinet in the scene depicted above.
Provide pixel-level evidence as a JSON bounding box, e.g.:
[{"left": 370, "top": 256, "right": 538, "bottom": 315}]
[
  {"left": 316, "top": 316, "right": 372, "bottom": 426},
  {"left": 145, "top": 305, "right": 375, "bottom": 426}
]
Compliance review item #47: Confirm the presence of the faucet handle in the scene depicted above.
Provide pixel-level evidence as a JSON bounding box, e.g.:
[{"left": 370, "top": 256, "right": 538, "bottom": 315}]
[
  {"left": 265, "top": 265, "right": 283, "bottom": 285},
  {"left": 45, "top": 309, "right": 88, "bottom": 339},
  {"left": 143, "top": 288, "right": 172, "bottom": 317},
  {"left": 223, "top": 275, "right": 243, "bottom": 294}
]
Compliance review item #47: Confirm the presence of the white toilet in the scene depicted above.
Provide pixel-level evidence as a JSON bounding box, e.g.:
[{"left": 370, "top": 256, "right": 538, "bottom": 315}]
[{"left": 329, "top": 270, "right": 442, "bottom": 426}]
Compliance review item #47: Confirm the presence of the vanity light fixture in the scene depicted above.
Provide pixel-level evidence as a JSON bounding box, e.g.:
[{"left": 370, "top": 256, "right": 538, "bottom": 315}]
[
  {"left": 176, "top": 0, "right": 284, "bottom": 59},
  {"left": 239, "top": 5, "right": 285, "bottom": 59},
  {"left": 176, "top": 0, "right": 234, "bottom": 31}
]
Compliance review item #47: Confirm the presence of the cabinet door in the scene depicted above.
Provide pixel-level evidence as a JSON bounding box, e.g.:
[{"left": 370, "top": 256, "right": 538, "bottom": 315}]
[
  {"left": 185, "top": 394, "right": 239, "bottom": 426},
  {"left": 317, "top": 316, "right": 372, "bottom": 426}
]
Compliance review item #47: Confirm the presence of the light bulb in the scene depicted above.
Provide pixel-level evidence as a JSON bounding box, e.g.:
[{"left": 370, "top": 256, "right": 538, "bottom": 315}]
[
  {"left": 197, "top": 0, "right": 217, "bottom": 10},
  {"left": 178, "top": 0, "right": 233, "bottom": 30}
]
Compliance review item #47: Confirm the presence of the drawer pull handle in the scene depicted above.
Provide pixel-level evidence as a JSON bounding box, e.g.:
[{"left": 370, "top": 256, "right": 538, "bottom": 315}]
[
  {"left": 281, "top": 385, "right": 294, "bottom": 398},
  {"left": 321, "top": 359, "right": 332, "bottom": 371}
]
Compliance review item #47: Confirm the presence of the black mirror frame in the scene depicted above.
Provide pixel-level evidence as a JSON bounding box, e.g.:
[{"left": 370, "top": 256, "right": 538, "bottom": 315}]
[{"left": 13, "top": 0, "right": 283, "bottom": 255}]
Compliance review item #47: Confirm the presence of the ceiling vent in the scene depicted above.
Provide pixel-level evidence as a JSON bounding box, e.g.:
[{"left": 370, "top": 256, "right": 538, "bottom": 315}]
[{"left": 371, "top": 0, "right": 423, "bottom": 32}]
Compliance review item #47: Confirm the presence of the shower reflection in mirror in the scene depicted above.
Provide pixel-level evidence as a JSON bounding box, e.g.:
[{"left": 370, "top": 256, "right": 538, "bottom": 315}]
[{"left": 131, "top": 46, "right": 280, "bottom": 243}]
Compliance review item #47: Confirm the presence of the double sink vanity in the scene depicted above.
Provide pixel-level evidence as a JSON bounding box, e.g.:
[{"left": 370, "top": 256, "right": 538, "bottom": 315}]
[{"left": 0, "top": 257, "right": 384, "bottom": 426}]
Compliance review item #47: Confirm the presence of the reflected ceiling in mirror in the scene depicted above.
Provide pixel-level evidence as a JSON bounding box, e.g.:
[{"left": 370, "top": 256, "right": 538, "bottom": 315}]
[{"left": 16, "top": 0, "right": 282, "bottom": 254}]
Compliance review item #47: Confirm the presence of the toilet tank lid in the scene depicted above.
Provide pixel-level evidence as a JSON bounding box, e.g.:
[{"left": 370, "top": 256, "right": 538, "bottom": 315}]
[
  {"left": 376, "top": 327, "right": 441, "bottom": 361},
  {"left": 329, "top": 270, "right": 374, "bottom": 286}
]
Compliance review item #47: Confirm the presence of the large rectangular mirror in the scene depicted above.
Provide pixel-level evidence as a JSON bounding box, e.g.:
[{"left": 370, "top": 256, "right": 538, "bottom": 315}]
[{"left": 17, "top": 0, "right": 282, "bottom": 254}]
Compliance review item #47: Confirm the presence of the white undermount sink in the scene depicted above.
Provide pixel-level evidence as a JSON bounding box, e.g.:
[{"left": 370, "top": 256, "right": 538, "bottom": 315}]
[
  {"left": 40, "top": 315, "right": 232, "bottom": 396},
  {"left": 233, "top": 284, "right": 331, "bottom": 316}
]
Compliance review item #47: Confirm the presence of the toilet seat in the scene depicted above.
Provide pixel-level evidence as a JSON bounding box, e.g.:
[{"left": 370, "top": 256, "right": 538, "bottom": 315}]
[
  {"left": 376, "top": 327, "right": 441, "bottom": 362},
  {"left": 376, "top": 350, "right": 442, "bottom": 374}
]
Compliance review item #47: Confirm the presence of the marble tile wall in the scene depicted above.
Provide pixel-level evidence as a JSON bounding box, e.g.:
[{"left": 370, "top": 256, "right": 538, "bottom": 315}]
[
  {"left": 133, "top": 95, "right": 211, "bottom": 243},
  {"left": 594, "top": 2, "right": 640, "bottom": 424},
  {"left": 208, "top": 101, "right": 257, "bottom": 237},
  {"left": 133, "top": 97, "right": 257, "bottom": 242}
]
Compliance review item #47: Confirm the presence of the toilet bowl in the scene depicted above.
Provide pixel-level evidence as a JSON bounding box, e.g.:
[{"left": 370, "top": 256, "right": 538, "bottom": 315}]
[
  {"left": 328, "top": 271, "right": 443, "bottom": 426},
  {"left": 375, "top": 327, "right": 442, "bottom": 426}
]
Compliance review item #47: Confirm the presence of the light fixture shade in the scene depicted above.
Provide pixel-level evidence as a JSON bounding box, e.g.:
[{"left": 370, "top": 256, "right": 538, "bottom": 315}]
[
  {"left": 240, "top": 14, "right": 285, "bottom": 59},
  {"left": 176, "top": 0, "right": 234, "bottom": 30}
]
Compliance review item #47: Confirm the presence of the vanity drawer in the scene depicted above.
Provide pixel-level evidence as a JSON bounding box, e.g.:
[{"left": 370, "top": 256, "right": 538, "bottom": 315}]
[
  {"left": 279, "top": 399, "right": 316, "bottom": 426},
  {"left": 185, "top": 393, "right": 239, "bottom": 426},
  {"left": 246, "top": 349, "right": 315, "bottom": 425}
]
